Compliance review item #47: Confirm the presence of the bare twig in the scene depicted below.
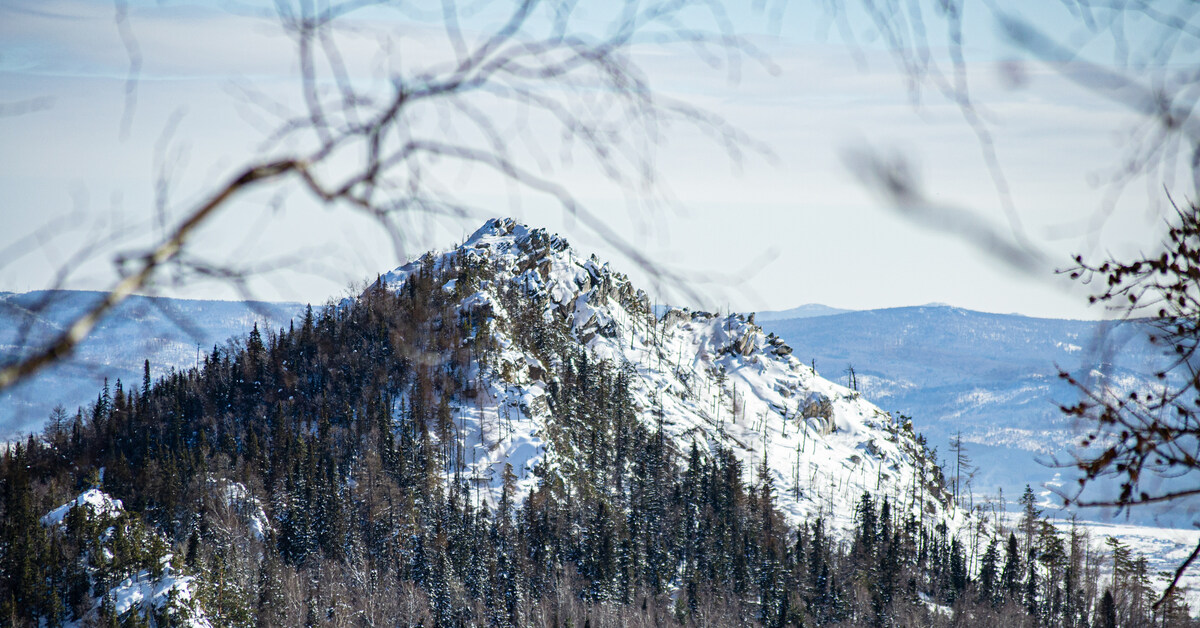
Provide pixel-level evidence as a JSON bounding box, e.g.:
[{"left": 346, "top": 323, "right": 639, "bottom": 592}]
[
  {"left": 1157, "top": 538, "right": 1200, "bottom": 610},
  {"left": 0, "top": 160, "right": 298, "bottom": 390}
]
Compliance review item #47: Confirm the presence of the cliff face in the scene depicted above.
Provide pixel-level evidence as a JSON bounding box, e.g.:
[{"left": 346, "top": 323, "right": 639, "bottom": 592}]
[{"left": 377, "top": 218, "right": 959, "bottom": 535}]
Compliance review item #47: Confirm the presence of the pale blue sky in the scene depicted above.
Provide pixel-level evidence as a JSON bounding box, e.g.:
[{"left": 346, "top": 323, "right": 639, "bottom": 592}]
[{"left": 1, "top": 0, "right": 1191, "bottom": 319}]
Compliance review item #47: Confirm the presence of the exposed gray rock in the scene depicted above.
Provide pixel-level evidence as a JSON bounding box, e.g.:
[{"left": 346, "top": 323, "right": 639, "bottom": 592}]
[
  {"left": 576, "top": 273, "right": 592, "bottom": 292},
  {"left": 661, "top": 308, "right": 689, "bottom": 330},
  {"left": 802, "top": 392, "right": 834, "bottom": 434},
  {"left": 733, "top": 330, "right": 756, "bottom": 356}
]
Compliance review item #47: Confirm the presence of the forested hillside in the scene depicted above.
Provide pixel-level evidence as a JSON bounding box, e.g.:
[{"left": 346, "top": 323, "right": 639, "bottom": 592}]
[
  {"left": 0, "top": 291, "right": 298, "bottom": 439},
  {"left": 1, "top": 220, "right": 1193, "bottom": 626}
]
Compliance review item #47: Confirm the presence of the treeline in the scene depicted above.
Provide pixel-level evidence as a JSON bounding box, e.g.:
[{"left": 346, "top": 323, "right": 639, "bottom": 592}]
[{"left": 0, "top": 246, "right": 1195, "bottom": 626}]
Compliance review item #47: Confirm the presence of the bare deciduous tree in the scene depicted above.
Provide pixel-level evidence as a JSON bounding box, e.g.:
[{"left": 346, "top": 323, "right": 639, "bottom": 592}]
[
  {"left": 1059, "top": 198, "right": 1200, "bottom": 604},
  {"left": 0, "top": 0, "right": 775, "bottom": 395}
]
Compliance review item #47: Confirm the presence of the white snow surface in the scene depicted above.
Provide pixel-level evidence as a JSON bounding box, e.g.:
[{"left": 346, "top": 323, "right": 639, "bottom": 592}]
[
  {"left": 379, "top": 218, "right": 964, "bottom": 537},
  {"left": 214, "top": 477, "right": 272, "bottom": 541},
  {"left": 96, "top": 562, "right": 212, "bottom": 628},
  {"left": 41, "top": 488, "right": 124, "bottom": 526}
]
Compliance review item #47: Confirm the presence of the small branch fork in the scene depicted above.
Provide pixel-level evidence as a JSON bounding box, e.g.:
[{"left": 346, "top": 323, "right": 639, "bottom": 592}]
[
  {"left": 0, "top": 160, "right": 299, "bottom": 390},
  {"left": 2, "top": 0, "right": 777, "bottom": 394},
  {"left": 1055, "top": 199, "right": 1200, "bottom": 609}
]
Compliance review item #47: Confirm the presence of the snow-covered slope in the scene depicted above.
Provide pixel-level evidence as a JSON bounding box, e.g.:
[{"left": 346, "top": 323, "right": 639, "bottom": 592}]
[
  {"left": 378, "top": 218, "right": 963, "bottom": 535},
  {"left": 759, "top": 307, "right": 1176, "bottom": 527}
]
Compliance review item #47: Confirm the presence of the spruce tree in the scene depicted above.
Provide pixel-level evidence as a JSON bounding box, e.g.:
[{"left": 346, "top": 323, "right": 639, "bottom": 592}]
[
  {"left": 1001, "top": 532, "right": 1022, "bottom": 603},
  {"left": 1098, "top": 589, "right": 1116, "bottom": 628},
  {"left": 978, "top": 538, "right": 999, "bottom": 606}
]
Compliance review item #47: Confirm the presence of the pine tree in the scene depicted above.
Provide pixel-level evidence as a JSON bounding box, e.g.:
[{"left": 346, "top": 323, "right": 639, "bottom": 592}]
[
  {"left": 1024, "top": 542, "right": 1039, "bottom": 621},
  {"left": 1019, "top": 484, "right": 1040, "bottom": 556},
  {"left": 141, "top": 359, "right": 151, "bottom": 403},
  {"left": 1098, "top": 589, "right": 1116, "bottom": 628},
  {"left": 978, "top": 538, "right": 999, "bottom": 606},
  {"left": 1001, "top": 532, "right": 1022, "bottom": 603},
  {"left": 948, "top": 538, "right": 967, "bottom": 603},
  {"left": 855, "top": 492, "right": 877, "bottom": 558}
]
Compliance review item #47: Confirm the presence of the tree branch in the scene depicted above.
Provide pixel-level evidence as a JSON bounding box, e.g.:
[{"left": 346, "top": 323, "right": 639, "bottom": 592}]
[{"left": 0, "top": 159, "right": 298, "bottom": 391}]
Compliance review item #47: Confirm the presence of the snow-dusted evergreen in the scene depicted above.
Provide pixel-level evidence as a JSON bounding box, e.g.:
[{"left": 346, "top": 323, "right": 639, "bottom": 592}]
[{"left": 39, "top": 488, "right": 212, "bottom": 627}]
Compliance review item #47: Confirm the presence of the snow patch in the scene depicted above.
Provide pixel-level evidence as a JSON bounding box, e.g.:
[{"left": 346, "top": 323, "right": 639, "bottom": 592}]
[
  {"left": 98, "top": 565, "right": 212, "bottom": 628},
  {"left": 41, "top": 488, "right": 123, "bottom": 526}
]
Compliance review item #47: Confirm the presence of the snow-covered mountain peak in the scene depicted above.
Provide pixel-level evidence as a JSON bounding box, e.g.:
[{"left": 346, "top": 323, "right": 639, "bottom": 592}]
[
  {"left": 379, "top": 217, "right": 649, "bottom": 328},
  {"left": 374, "top": 219, "right": 961, "bottom": 536}
]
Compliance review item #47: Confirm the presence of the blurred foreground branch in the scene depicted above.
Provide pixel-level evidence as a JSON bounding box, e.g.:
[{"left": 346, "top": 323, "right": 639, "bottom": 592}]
[{"left": 1, "top": 0, "right": 776, "bottom": 395}]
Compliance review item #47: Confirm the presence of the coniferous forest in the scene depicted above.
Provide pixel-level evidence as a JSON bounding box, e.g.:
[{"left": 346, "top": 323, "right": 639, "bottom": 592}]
[{"left": 2, "top": 233, "right": 1197, "bottom": 627}]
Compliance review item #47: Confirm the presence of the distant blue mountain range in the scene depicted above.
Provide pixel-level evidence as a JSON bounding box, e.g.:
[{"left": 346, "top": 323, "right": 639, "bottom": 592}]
[
  {"left": 759, "top": 305, "right": 1176, "bottom": 525},
  {"left": 0, "top": 291, "right": 301, "bottom": 438},
  {"left": 752, "top": 303, "right": 855, "bottom": 321}
]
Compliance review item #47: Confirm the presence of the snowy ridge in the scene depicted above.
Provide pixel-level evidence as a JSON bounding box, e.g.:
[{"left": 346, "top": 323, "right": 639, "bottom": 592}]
[
  {"left": 40, "top": 489, "right": 213, "bottom": 627},
  {"left": 378, "top": 218, "right": 963, "bottom": 536}
]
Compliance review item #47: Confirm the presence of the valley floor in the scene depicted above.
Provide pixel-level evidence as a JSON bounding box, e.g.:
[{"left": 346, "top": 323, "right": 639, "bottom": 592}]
[{"left": 1059, "top": 517, "right": 1200, "bottom": 610}]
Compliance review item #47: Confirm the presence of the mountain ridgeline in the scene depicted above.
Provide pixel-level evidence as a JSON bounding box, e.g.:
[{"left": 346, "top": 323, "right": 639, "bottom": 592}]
[
  {"left": 0, "top": 290, "right": 299, "bottom": 439},
  {"left": 1, "top": 219, "right": 1190, "bottom": 626},
  {"left": 759, "top": 306, "right": 1170, "bottom": 525}
]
